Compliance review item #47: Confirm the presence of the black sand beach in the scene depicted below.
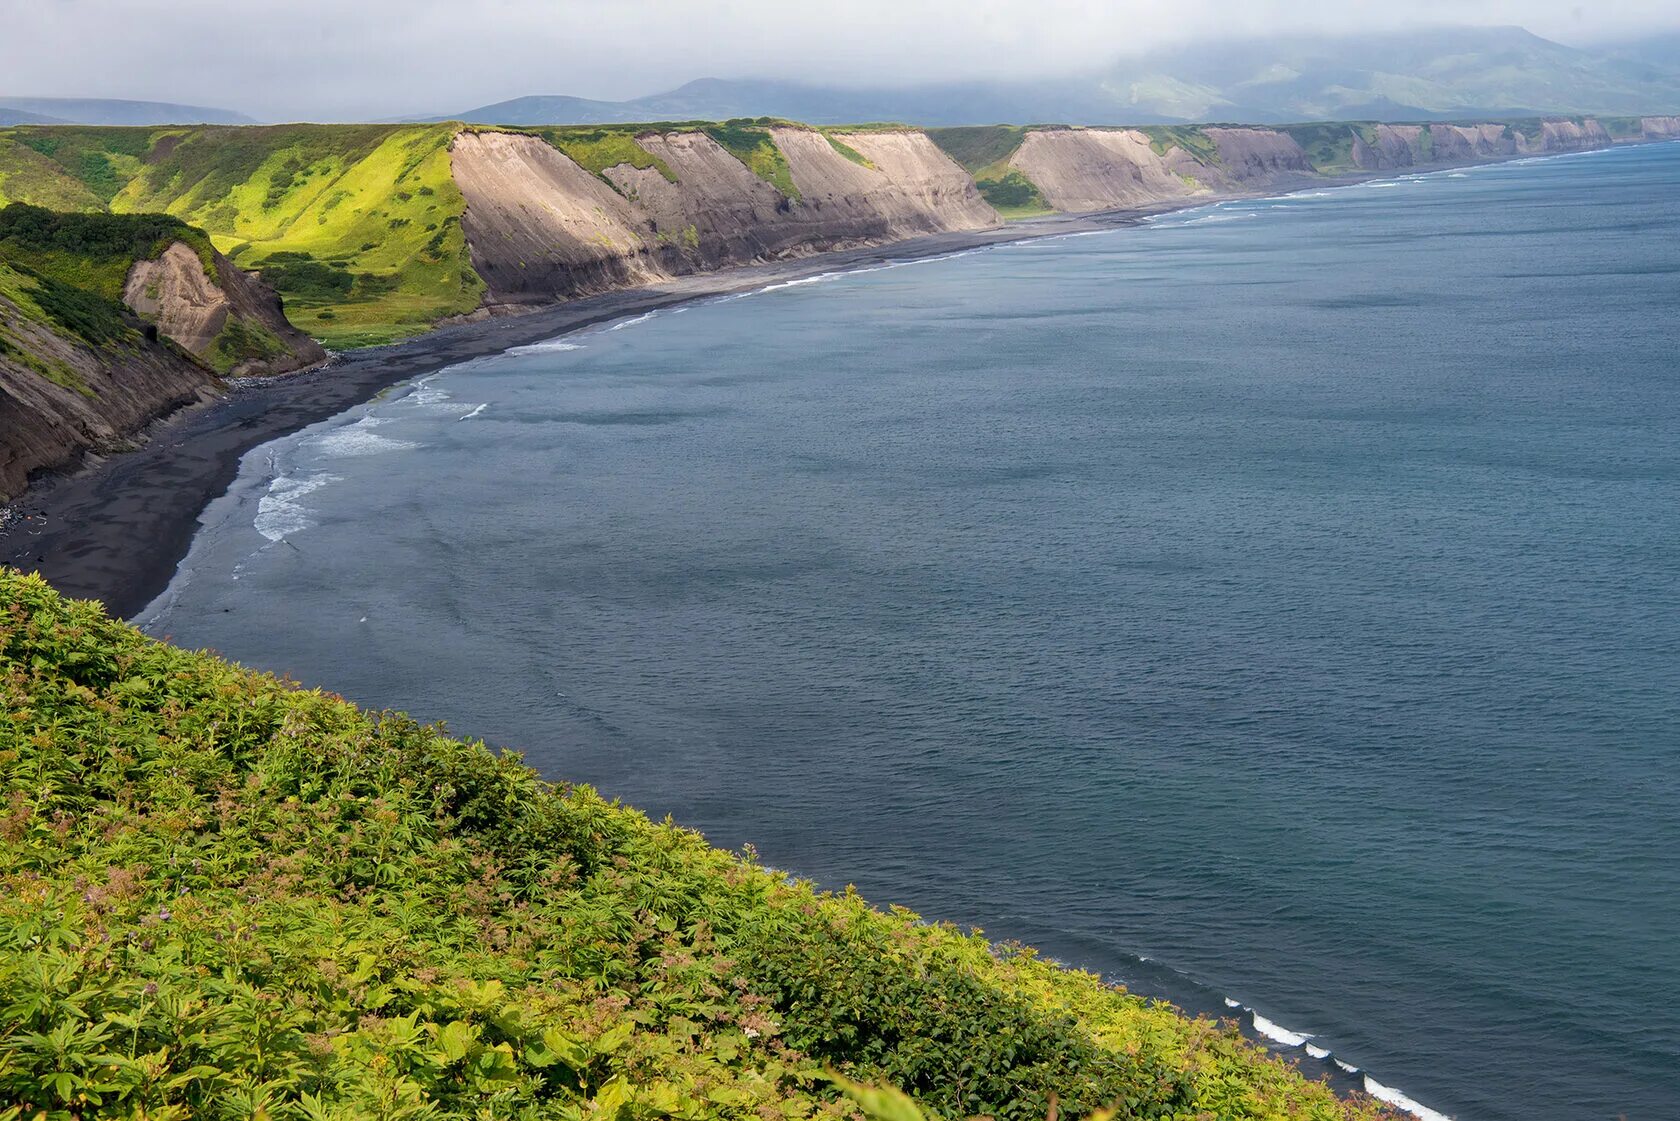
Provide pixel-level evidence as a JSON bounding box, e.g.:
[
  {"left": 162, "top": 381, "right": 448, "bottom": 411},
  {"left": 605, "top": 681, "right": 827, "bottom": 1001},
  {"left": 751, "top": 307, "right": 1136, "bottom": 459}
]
[{"left": 1, "top": 210, "right": 1149, "bottom": 618}]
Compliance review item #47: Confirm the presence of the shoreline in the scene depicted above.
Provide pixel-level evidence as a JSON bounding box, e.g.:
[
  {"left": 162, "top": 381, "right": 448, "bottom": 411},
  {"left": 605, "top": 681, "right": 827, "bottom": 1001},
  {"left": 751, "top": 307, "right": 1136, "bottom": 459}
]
[
  {"left": 0, "top": 137, "right": 1650, "bottom": 622},
  {"left": 0, "top": 201, "right": 1193, "bottom": 620},
  {"left": 7, "top": 146, "right": 1653, "bottom": 1121},
  {"left": 3, "top": 135, "right": 1670, "bottom": 621}
]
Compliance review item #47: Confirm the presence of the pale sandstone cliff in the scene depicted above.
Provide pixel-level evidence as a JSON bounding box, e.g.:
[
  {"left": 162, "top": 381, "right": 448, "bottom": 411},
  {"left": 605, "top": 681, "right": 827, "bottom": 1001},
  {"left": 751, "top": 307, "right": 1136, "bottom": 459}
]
[
  {"left": 453, "top": 128, "right": 995, "bottom": 306},
  {"left": 1642, "top": 116, "right": 1680, "bottom": 139},
  {"left": 124, "top": 242, "right": 325, "bottom": 375},
  {"left": 1351, "top": 119, "right": 1616, "bottom": 170},
  {"left": 1007, "top": 127, "right": 1314, "bottom": 214}
]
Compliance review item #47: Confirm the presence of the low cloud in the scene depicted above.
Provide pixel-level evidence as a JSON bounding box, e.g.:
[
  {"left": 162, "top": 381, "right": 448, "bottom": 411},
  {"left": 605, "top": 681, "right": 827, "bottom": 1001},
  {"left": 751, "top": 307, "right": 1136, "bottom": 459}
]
[{"left": 2, "top": 0, "right": 1676, "bottom": 120}]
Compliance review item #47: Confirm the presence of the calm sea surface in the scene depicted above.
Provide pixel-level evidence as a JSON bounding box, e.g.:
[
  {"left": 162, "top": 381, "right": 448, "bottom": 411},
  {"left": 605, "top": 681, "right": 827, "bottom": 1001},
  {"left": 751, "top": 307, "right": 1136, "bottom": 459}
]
[{"left": 146, "top": 142, "right": 1680, "bottom": 1121}]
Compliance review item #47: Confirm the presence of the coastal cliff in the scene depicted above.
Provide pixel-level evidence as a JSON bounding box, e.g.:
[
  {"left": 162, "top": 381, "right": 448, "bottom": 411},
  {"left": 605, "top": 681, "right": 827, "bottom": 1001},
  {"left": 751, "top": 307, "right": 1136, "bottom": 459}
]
[
  {"left": 1346, "top": 118, "right": 1614, "bottom": 169},
  {"left": 0, "top": 113, "right": 1669, "bottom": 504},
  {"left": 1001, "top": 126, "right": 1314, "bottom": 213},
  {"left": 0, "top": 205, "right": 321, "bottom": 501},
  {"left": 453, "top": 126, "right": 995, "bottom": 306}
]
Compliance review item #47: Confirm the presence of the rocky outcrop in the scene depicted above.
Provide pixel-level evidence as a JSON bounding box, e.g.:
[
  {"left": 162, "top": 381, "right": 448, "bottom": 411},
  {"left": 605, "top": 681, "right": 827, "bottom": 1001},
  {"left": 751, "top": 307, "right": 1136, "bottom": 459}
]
[
  {"left": 453, "top": 128, "right": 996, "bottom": 306},
  {"left": 124, "top": 243, "right": 325, "bottom": 375},
  {"left": 0, "top": 295, "right": 217, "bottom": 501},
  {"left": 1641, "top": 116, "right": 1680, "bottom": 139}
]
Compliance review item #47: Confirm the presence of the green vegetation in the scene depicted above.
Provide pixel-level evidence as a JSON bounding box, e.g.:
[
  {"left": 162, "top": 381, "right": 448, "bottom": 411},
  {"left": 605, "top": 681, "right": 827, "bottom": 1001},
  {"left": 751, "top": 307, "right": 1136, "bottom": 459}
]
[
  {"left": 0, "top": 125, "right": 485, "bottom": 348},
  {"left": 209, "top": 314, "right": 289, "bottom": 375},
  {"left": 976, "top": 171, "right": 1052, "bottom": 220},
  {"left": 924, "top": 127, "right": 1052, "bottom": 218},
  {"left": 821, "top": 134, "right": 875, "bottom": 170},
  {"left": 1278, "top": 124, "right": 1379, "bottom": 173},
  {"left": 924, "top": 126, "right": 1032, "bottom": 176},
  {"left": 703, "top": 120, "right": 801, "bottom": 201},
  {"left": 518, "top": 127, "right": 679, "bottom": 188},
  {"left": 1138, "top": 126, "right": 1221, "bottom": 166},
  {"left": 0, "top": 570, "right": 1396, "bottom": 1121},
  {"left": 0, "top": 265, "right": 97, "bottom": 394},
  {"left": 0, "top": 203, "right": 214, "bottom": 300}
]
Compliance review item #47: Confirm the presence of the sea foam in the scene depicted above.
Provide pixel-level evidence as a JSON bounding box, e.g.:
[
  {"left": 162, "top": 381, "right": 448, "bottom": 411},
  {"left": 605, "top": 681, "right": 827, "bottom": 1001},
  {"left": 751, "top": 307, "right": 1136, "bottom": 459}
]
[
  {"left": 1250, "top": 1013, "right": 1312, "bottom": 1047},
  {"left": 254, "top": 473, "right": 340, "bottom": 542},
  {"left": 1363, "top": 1075, "right": 1454, "bottom": 1121},
  {"left": 311, "top": 416, "right": 417, "bottom": 458}
]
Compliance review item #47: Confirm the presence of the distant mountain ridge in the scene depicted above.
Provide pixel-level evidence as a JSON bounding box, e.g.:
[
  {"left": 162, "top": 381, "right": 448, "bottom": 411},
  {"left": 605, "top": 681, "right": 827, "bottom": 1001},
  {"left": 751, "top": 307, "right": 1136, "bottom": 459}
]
[
  {"left": 0, "top": 97, "right": 253, "bottom": 126},
  {"left": 428, "top": 26, "right": 1680, "bottom": 126}
]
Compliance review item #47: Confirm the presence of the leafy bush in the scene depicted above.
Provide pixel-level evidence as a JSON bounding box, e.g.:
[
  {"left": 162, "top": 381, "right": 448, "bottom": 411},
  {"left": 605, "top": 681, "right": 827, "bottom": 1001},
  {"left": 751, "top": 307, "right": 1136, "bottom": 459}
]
[
  {"left": 252, "top": 252, "right": 354, "bottom": 300},
  {"left": 0, "top": 571, "right": 1398, "bottom": 1121},
  {"left": 9, "top": 266, "right": 133, "bottom": 345},
  {"left": 977, "top": 171, "right": 1048, "bottom": 213}
]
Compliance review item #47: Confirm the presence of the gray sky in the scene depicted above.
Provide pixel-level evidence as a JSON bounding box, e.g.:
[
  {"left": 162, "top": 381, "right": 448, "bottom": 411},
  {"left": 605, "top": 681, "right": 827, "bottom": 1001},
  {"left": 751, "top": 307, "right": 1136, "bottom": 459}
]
[{"left": 2, "top": 0, "right": 1677, "bottom": 121}]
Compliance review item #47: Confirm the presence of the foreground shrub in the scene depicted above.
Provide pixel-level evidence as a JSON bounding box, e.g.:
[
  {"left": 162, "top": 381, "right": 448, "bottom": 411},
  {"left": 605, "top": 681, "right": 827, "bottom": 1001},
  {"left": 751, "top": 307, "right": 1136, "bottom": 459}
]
[{"left": 0, "top": 570, "right": 1394, "bottom": 1120}]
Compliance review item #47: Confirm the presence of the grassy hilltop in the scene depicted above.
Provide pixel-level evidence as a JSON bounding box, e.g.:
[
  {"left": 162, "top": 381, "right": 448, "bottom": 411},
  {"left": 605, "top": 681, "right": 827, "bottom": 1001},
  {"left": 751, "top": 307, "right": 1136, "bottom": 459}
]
[
  {"left": 0, "top": 570, "right": 1397, "bottom": 1121},
  {"left": 0, "top": 125, "right": 484, "bottom": 348}
]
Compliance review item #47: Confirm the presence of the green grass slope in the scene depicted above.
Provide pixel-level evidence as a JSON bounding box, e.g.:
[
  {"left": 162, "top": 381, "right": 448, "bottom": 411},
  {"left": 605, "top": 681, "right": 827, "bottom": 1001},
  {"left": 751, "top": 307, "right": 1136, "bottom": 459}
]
[
  {"left": 0, "top": 570, "right": 1398, "bottom": 1121},
  {"left": 0, "top": 125, "right": 485, "bottom": 348},
  {"left": 923, "top": 127, "right": 1051, "bottom": 220},
  {"left": 0, "top": 202, "right": 216, "bottom": 300}
]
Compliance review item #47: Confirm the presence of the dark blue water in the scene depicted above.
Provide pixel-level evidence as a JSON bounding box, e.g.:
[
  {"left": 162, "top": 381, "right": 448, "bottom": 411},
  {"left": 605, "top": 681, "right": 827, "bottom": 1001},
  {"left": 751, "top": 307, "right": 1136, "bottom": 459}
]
[{"left": 145, "top": 143, "right": 1680, "bottom": 1121}]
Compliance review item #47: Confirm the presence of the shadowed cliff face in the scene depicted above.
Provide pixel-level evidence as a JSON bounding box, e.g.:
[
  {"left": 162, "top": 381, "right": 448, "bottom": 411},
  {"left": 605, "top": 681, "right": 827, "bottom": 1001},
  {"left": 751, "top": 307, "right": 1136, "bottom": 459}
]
[
  {"left": 451, "top": 128, "right": 996, "bottom": 305},
  {"left": 0, "top": 294, "right": 214, "bottom": 502},
  {"left": 1, "top": 234, "right": 323, "bottom": 502}
]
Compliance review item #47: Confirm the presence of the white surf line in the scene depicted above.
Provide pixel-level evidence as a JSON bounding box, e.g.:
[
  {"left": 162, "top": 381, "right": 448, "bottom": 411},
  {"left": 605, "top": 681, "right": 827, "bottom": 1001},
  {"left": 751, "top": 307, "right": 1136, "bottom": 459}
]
[{"left": 1225, "top": 999, "right": 1457, "bottom": 1121}]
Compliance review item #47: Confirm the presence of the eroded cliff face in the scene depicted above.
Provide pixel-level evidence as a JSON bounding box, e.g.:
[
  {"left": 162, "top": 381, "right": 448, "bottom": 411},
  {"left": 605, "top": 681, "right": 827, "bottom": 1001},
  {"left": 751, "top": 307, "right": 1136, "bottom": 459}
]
[
  {"left": 1006, "top": 127, "right": 1313, "bottom": 214},
  {"left": 0, "top": 296, "right": 216, "bottom": 502},
  {"left": 1351, "top": 119, "right": 1616, "bottom": 170},
  {"left": 124, "top": 243, "right": 326, "bottom": 375},
  {"left": 1642, "top": 116, "right": 1680, "bottom": 139},
  {"left": 453, "top": 128, "right": 996, "bottom": 306}
]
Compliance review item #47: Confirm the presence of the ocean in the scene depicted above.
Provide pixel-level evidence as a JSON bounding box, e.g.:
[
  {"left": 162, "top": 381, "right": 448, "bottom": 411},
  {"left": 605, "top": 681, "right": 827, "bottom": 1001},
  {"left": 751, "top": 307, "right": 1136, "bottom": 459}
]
[{"left": 143, "top": 141, "right": 1680, "bottom": 1120}]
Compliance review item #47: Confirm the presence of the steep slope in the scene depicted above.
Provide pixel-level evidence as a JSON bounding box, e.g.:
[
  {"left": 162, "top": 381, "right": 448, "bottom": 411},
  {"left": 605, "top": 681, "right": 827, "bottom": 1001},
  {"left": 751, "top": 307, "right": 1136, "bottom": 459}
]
[
  {"left": 0, "top": 205, "right": 323, "bottom": 500},
  {"left": 453, "top": 125, "right": 996, "bottom": 306},
  {"left": 957, "top": 126, "right": 1314, "bottom": 215},
  {"left": 0, "top": 569, "right": 1401, "bottom": 1121},
  {"left": 0, "top": 261, "right": 214, "bottom": 501},
  {"left": 0, "top": 124, "right": 485, "bottom": 347},
  {"left": 0, "top": 204, "right": 322, "bottom": 375}
]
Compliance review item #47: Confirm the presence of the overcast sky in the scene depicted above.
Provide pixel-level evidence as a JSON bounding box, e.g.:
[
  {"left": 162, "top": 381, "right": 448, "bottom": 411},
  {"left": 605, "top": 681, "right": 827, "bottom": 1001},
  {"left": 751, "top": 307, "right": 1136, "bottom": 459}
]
[{"left": 2, "top": 0, "right": 1677, "bottom": 120}]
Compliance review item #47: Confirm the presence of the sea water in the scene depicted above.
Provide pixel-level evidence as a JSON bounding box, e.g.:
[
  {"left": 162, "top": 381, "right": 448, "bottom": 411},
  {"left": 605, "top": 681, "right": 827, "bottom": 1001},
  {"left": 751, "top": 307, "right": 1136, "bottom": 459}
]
[{"left": 145, "top": 141, "right": 1680, "bottom": 1120}]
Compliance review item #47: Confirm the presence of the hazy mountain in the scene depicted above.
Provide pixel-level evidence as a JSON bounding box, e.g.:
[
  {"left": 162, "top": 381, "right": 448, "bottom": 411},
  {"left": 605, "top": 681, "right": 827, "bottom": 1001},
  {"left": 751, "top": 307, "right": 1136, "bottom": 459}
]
[
  {"left": 1597, "top": 31, "right": 1680, "bottom": 71},
  {"left": 431, "top": 26, "right": 1680, "bottom": 127},
  {"left": 0, "top": 97, "right": 254, "bottom": 126},
  {"left": 0, "top": 106, "right": 67, "bottom": 125}
]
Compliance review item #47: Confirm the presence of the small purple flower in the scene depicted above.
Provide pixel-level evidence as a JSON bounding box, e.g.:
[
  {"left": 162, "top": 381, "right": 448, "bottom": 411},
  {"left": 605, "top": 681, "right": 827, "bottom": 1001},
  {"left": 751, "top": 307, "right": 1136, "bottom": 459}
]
[
  {"left": 158, "top": 908, "right": 172, "bottom": 922},
  {"left": 143, "top": 982, "right": 158, "bottom": 996}
]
